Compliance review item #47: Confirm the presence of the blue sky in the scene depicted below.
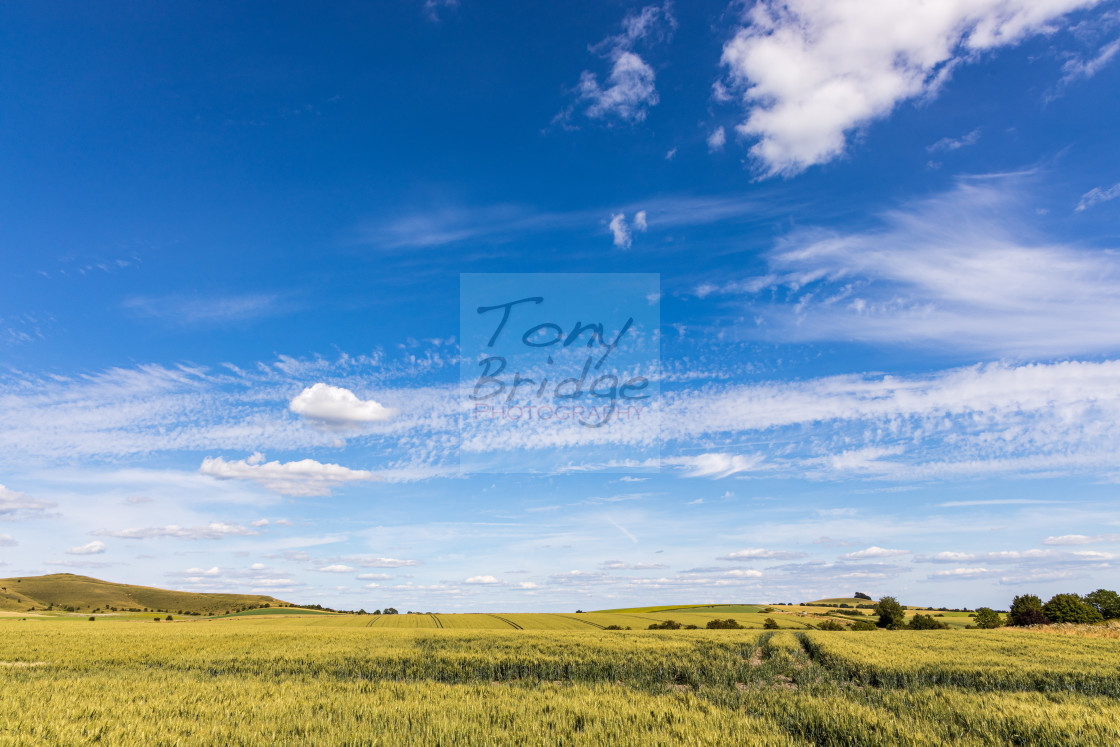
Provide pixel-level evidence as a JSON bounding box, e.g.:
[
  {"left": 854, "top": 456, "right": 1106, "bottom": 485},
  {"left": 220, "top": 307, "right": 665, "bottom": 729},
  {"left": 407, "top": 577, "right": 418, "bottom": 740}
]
[{"left": 2, "top": 0, "right": 1120, "bottom": 611}]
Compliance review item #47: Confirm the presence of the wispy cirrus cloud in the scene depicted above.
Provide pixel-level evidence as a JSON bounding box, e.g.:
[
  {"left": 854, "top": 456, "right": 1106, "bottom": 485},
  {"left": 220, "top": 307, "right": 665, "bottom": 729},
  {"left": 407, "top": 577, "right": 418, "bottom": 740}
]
[
  {"left": 697, "top": 176, "right": 1120, "bottom": 357},
  {"left": 123, "top": 292, "right": 288, "bottom": 326},
  {"left": 94, "top": 522, "right": 258, "bottom": 540}
]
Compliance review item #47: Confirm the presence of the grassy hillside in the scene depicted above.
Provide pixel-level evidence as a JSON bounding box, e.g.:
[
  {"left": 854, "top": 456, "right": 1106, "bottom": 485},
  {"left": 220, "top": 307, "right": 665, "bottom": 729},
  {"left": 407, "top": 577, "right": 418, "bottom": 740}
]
[{"left": 0, "top": 574, "right": 289, "bottom": 615}]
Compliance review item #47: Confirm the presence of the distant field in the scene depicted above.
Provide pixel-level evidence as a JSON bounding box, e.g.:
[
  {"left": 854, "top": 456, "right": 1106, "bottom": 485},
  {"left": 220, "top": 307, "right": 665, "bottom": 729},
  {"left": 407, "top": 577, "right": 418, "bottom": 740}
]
[{"left": 1, "top": 616, "right": 1117, "bottom": 745}]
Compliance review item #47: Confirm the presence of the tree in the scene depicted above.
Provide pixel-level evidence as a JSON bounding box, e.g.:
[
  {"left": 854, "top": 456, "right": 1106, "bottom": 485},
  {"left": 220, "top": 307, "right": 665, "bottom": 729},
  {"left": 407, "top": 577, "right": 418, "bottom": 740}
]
[
  {"left": 383, "top": 607, "right": 398, "bottom": 615},
  {"left": 818, "top": 619, "right": 845, "bottom": 631},
  {"left": 850, "top": 619, "right": 877, "bottom": 631},
  {"left": 648, "top": 620, "right": 682, "bottom": 630},
  {"left": 1083, "top": 589, "right": 1120, "bottom": 620},
  {"left": 762, "top": 617, "right": 780, "bottom": 630},
  {"left": 1043, "top": 594, "right": 1103, "bottom": 624},
  {"left": 705, "top": 618, "right": 742, "bottom": 629},
  {"left": 854, "top": 592, "right": 872, "bottom": 600},
  {"left": 874, "top": 596, "right": 906, "bottom": 629},
  {"left": 908, "top": 614, "right": 949, "bottom": 630},
  {"left": 1009, "top": 594, "right": 1048, "bottom": 626},
  {"left": 973, "top": 607, "right": 1003, "bottom": 629}
]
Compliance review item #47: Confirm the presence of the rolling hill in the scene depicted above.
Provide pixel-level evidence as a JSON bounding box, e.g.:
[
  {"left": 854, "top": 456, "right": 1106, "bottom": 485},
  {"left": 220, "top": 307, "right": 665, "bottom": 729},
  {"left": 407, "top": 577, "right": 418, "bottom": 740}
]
[{"left": 0, "top": 573, "right": 290, "bottom": 615}]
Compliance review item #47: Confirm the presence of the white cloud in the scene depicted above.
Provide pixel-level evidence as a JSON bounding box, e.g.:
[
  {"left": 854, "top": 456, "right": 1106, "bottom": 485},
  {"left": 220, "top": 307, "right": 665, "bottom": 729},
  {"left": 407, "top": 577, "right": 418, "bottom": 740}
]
[
  {"left": 357, "top": 573, "right": 392, "bottom": 580},
  {"left": 927, "top": 128, "right": 981, "bottom": 152},
  {"left": 94, "top": 523, "right": 258, "bottom": 540},
  {"left": 633, "top": 210, "right": 648, "bottom": 231},
  {"left": 707, "top": 126, "right": 726, "bottom": 152},
  {"left": 0, "top": 485, "right": 56, "bottom": 520},
  {"left": 200, "top": 454, "right": 375, "bottom": 497},
  {"left": 723, "top": 568, "right": 763, "bottom": 578},
  {"left": 842, "top": 546, "right": 909, "bottom": 559},
  {"left": 123, "top": 293, "right": 283, "bottom": 325},
  {"left": 1044, "top": 533, "right": 1120, "bottom": 545},
  {"left": 289, "top": 383, "right": 398, "bottom": 428},
  {"left": 719, "top": 0, "right": 1102, "bottom": 174},
  {"left": 609, "top": 213, "right": 631, "bottom": 249},
  {"left": 669, "top": 453, "right": 764, "bottom": 479},
  {"left": 566, "top": 3, "right": 675, "bottom": 123},
  {"left": 1076, "top": 181, "right": 1120, "bottom": 211},
  {"left": 599, "top": 560, "right": 668, "bottom": 570},
  {"left": 700, "top": 177, "right": 1120, "bottom": 357},
  {"left": 1061, "top": 37, "right": 1120, "bottom": 83},
  {"left": 0, "top": 534, "right": 15, "bottom": 547},
  {"left": 464, "top": 575, "right": 500, "bottom": 584},
  {"left": 315, "top": 564, "right": 356, "bottom": 573},
  {"left": 66, "top": 540, "right": 107, "bottom": 555},
  {"left": 719, "top": 548, "right": 807, "bottom": 560},
  {"left": 343, "top": 556, "right": 420, "bottom": 568},
  {"left": 423, "top": 0, "right": 458, "bottom": 23}
]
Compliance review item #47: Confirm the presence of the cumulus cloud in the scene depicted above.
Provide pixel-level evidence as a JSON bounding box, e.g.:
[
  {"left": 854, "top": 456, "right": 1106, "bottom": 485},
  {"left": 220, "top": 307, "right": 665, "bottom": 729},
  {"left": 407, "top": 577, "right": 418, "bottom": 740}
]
[
  {"left": 564, "top": 3, "right": 676, "bottom": 124},
  {"left": 315, "top": 564, "right": 356, "bottom": 573},
  {"left": 67, "top": 540, "right": 107, "bottom": 555},
  {"left": 0, "top": 484, "right": 57, "bottom": 520},
  {"left": 200, "top": 454, "right": 375, "bottom": 497},
  {"left": 464, "top": 575, "right": 500, "bottom": 584},
  {"left": 94, "top": 523, "right": 258, "bottom": 540},
  {"left": 289, "top": 383, "right": 398, "bottom": 429},
  {"left": 0, "top": 534, "right": 15, "bottom": 547},
  {"left": 609, "top": 213, "right": 631, "bottom": 249},
  {"left": 607, "top": 211, "right": 649, "bottom": 249},
  {"left": 719, "top": 0, "right": 1102, "bottom": 174}
]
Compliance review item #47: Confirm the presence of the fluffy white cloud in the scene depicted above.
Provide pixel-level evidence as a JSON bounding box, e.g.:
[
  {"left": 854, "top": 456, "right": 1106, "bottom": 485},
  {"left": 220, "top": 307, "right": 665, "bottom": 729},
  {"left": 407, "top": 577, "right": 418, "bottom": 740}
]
[
  {"left": 607, "top": 210, "right": 649, "bottom": 250},
  {"left": 315, "top": 564, "right": 356, "bottom": 573},
  {"left": 289, "top": 383, "right": 398, "bottom": 428},
  {"left": 566, "top": 3, "right": 675, "bottom": 123},
  {"left": 0, "top": 534, "right": 15, "bottom": 547},
  {"left": 200, "top": 454, "right": 375, "bottom": 497},
  {"left": 609, "top": 213, "right": 631, "bottom": 249},
  {"left": 0, "top": 485, "right": 56, "bottom": 520},
  {"left": 464, "top": 575, "right": 500, "bottom": 584},
  {"left": 842, "top": 546, "right": 910, "bottom": 559},
  {"left": 66, "top": 540, "right": 106, "bottom": 555},
  {"left": 95, "top": 523, "right": 257, "bottom": 540},
  {"left": 720, "top": 0, "right": 1102, "bottom": 174}
]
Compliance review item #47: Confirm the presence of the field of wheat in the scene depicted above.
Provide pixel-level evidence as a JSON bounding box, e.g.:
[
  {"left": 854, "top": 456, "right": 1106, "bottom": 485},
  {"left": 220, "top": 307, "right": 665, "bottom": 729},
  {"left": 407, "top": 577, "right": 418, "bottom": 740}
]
[{"left": 1, "top": 617, "right": 1117, "bottom": 745}]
